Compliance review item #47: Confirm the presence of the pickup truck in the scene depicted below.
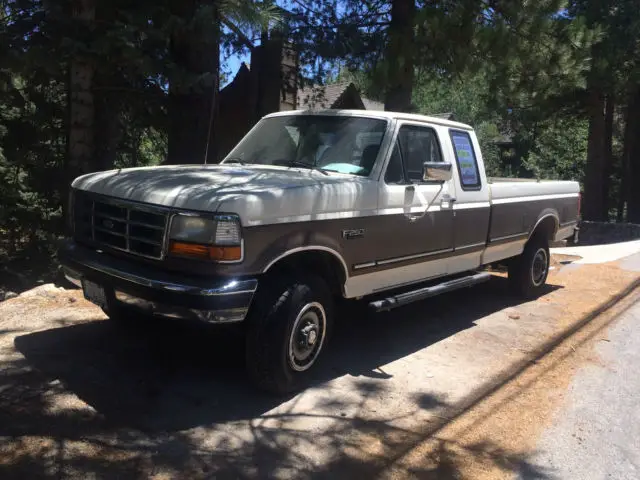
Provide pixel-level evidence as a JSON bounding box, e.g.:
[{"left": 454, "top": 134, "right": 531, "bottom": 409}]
[{"left": 59, "top": 109, "right": 580, "bottom": 394}]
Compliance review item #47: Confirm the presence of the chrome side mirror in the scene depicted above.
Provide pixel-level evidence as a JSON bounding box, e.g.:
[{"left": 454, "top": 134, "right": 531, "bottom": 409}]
[{"left": 423, "top": 162, "right": 453, "bottom": 182}]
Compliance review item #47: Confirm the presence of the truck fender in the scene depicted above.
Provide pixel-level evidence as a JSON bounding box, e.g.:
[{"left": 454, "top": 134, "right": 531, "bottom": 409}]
[
  {"left": 528, "top": 210, "right": 559, "bottom": 242},
  {"left": 260, "top": 233, "right": 350, "bottom": 296}
]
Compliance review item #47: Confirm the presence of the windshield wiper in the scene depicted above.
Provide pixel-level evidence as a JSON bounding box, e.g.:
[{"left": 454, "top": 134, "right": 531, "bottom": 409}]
[
  {"left": 223, "top": 157, "right": 246, "bottom": 165},
  {"left": 287, "top": 160, "right": 329, "bottom": 175}
]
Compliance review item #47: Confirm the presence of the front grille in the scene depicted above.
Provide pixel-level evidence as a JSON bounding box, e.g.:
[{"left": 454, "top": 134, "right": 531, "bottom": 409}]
[{"left": 73, "top": 191, "right": 169, "bottom": 259}]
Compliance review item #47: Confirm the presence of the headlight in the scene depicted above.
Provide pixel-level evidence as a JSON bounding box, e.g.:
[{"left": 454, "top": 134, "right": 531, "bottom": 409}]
[
  {"left": 170, "top": 216, "right": 216, "bottom": 243},
  {"left": 168, "top": 214, "right": 242, "bottom": 262}
]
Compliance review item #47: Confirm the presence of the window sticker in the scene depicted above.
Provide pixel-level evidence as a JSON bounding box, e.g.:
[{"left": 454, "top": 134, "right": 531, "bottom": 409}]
[{"left": 451, "top": 131, "right": 480, "bottom": 188}]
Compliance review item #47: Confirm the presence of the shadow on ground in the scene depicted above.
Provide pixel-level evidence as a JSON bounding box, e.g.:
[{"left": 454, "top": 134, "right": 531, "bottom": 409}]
[{"left": 2, "top": 276, "right": 561, "bottom": 479}]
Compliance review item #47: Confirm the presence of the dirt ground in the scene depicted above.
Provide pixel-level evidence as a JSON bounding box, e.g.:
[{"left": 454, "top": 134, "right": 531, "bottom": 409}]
[
  {"left": 0, "top": 255, "right": 639, "bottom": 479},
  {"left": 381, "top": 263, "right": 640, "bottom": 479}
]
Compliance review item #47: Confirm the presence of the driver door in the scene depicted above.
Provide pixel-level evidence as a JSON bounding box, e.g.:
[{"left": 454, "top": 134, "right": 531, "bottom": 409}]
[{"left": 376, "top": 121, "right": 455, "bottom": 283}]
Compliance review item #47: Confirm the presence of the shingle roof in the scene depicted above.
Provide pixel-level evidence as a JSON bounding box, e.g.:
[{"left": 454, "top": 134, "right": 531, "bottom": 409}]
[
  {"left": 362, "top": 97, "right": 384, "bottom": 110},
  {"left": 296, "top": 81, "right": 454, "bottom": 116},
  {"left": 297, "top": 82, "right": 351, "bottom": 109},
  {"left": 297, "top": 81, "right": 384, "bottom": 110}
]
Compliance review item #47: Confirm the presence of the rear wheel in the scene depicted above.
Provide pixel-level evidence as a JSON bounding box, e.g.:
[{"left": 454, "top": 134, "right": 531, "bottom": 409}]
[
  {"left": 245, "top": 273, "right": 333, "bottom": 395},
  {"left": 508, "top": 236, "right": 550, "bottom": 298}
]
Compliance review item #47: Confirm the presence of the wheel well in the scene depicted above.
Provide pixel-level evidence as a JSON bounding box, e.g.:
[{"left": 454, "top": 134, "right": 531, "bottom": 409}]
[
  {"left": 530, "top": 215, "right": 558, "bottom": 243},
  {"left": 265, "top": 251, "right": 347, "bottom": 297}
]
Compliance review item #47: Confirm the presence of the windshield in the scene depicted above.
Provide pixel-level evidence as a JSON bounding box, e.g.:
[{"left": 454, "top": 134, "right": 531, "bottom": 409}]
[{"left": 223, "top": 115, "right": 388, "bottom": 176}]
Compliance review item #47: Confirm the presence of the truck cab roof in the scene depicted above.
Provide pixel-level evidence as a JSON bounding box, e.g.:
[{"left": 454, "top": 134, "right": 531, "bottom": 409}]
[{"left": 263, "top": 109, "right": 474, "bottom": 131}]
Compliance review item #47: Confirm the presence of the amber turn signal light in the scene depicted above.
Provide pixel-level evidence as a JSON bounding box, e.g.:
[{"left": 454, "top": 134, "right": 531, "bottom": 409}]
[{"left": 169, "top": 241, "right": 242, "bottom": 261}]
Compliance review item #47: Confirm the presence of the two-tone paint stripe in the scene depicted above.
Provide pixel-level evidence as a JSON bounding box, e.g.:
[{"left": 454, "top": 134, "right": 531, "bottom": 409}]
[
  {"left": 243, "top": 193, "right": 578, "bottom": 227},
  {"left": 491, "top": 192, "right": 579, "bottom": 205},
  {"left": 353, "top": 242, "right": 486, "bottom": 271},
  {"left": 489, "top": 231, "right": 529, "bottom": 244}
]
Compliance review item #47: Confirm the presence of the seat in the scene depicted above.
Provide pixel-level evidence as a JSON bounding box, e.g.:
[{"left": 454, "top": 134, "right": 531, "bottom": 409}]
[
  {"left": 360, "top": 145, "right": 379, "bottom": 173},
  {"left": 385, "top": 144, "right": 404, "bottom": 184}
]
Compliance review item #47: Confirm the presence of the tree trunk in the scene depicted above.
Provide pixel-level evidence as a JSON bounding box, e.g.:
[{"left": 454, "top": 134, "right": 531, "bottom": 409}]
[
  {"left": 203, "top": 61, "right": 220, "bottom": 164},
  {"left": 67, "top": 0, "right": 96, "bottom": 178},
  {"left": 626, "top": 86, "right": 640, "bottom": 223},
  {"left": 618, "top": 88, "right": 639, "bottom": 222},
  {"left": 582, "top": 85, "right": 606, "bottom": 221},
  {"left": 93, "top": 1, "right": 120, "bottom": 172},
  {"left": 384, "top": 0, "right": 415, "bottom": 112},
  {"left": 602, "top": 93, "right": 614, "bottom": 220},
  {"left": 94, "top": 85, "right": 121, "bottom": 171},
  {"left": 64, "top": 0, "right": 95, "bottom": 223},
  {"left": 205, "top": 5, "right": 220, "bottom": 164},
  {"left": 167, "top": 0, "right": 218, "bottom": 165},
  {"left": 617, "top": 116, "right": 628, "bottom": 223}
]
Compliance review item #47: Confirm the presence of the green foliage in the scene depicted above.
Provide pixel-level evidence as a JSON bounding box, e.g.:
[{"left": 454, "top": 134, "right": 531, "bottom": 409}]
[
  {"left": 0, "top": 0, "right": 274, "bottom": 261},
  {"left": 522, "top": 116, "right": 589, "bottom": 181},
  {"left": 411, "top": 71, "right": 503, "bottom": 174},
  {"left": 334, "top": 0, "right": 596, "bottom": 182},
  {"left": 0, "top": 67, "right": 66, "bottom": 254}
]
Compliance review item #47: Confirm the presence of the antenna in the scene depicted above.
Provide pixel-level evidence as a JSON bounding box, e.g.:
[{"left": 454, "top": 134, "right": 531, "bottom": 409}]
[
  {"left": 204, "top": 63, "right": 220, "bottom": 164},
  {"left": 204, "top": 83, "right": 216, "bottom": 165}
]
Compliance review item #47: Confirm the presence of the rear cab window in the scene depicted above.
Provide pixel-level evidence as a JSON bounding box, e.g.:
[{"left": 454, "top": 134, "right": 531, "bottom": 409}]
[{"left": 450, "top": 130, "right": 481, "bottom": 190}]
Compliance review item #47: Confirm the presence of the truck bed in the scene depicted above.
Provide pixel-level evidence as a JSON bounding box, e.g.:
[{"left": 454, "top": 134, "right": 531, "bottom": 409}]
[
  {"left": 482, "top": 178, "right": 580, "bottom": 264},
  {"left": 487, "top": 177, "right": 564, "bottom": 183},
  {"left": 488, "top": 178, "right": 579, "bottom": 202}
]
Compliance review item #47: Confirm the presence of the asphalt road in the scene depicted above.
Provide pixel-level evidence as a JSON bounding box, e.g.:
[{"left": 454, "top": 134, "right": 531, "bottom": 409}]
[{"left": 525, "top": 255, "right": 640, "bottom": 480}]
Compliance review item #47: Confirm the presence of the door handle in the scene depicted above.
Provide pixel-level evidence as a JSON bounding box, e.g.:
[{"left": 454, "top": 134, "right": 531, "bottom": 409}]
[{"left": 441, "top": 195, "right": 457, "bottom": 207}]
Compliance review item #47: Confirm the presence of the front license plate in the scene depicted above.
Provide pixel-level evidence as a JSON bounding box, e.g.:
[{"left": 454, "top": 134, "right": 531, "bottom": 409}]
[{"left": 82, "top": 280, "right": 107, "bottom": 308}]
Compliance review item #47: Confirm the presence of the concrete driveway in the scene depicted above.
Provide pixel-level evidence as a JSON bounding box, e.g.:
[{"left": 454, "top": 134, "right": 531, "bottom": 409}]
[{"left": 1, "top": 244, "right": 639, "bottom": 479}]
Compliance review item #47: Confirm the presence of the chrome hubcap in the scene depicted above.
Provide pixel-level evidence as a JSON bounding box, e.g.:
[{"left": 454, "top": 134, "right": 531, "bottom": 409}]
[
  {"left": 531, "top": 248, "right": 548, "bottom": 286},
  {"left": 288, "top": 302, "right": 326, "bottom": 372}
]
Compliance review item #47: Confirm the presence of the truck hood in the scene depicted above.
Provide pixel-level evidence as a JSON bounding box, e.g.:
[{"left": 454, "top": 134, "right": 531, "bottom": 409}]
[{"left": 72, "top": 164, "right": 375, "bottom": 226}]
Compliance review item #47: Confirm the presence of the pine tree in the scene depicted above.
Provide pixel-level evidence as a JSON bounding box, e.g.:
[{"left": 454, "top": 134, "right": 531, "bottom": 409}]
[{"left": 165, "top": 0, "right": 279, "bottom": 164}]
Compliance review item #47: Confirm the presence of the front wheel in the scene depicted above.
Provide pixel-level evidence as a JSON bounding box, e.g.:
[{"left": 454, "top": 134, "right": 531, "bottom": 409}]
[
  {"left": 245, "top": 274, "right": 333, "bottom": 395},
  {"left": 508, "top": 236, "right": 550, "bottom": 298}
]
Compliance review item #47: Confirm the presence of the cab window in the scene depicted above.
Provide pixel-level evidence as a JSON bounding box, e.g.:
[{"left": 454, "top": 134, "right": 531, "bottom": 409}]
[{"left": 384, "top": 124, "right": 443, "bottom": 184}]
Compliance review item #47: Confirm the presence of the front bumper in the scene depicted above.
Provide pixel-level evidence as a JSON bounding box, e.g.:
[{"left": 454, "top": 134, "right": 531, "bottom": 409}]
[{"left": 58, "top": 240, "right": 258, "bottom": 323}]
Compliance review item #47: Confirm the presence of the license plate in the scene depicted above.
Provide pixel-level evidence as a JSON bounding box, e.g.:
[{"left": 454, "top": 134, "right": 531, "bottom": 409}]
[{"left": 82, "top": 280, "right": 107, "bottom": 308}]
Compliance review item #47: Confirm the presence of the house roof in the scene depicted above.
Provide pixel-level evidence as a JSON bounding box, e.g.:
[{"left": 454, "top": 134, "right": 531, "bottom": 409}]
[
  {"left": 297, "top": 81, "right": 384, "bottom": 111},
  {"left": 361, "top": 97, "right": 384, "bottom": 111},
  {"left": 297, "top": 81, "right": 350, "bottom": 109}
]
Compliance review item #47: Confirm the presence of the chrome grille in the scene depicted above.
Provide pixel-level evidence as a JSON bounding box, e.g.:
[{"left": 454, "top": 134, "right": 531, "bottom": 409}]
[{"left": 73, "top": 191, "right": 168, "bottom": 259}]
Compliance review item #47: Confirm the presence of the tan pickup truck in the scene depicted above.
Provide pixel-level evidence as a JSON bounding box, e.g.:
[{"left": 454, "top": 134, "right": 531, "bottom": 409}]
[{"left": 60, "top": 110, "right": 580, "bottom": 393}]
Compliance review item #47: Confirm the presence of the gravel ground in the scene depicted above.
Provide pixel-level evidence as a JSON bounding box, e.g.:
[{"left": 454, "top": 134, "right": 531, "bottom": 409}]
[{"left": 0, "top": 249, "right": 639, "bottom": 479}]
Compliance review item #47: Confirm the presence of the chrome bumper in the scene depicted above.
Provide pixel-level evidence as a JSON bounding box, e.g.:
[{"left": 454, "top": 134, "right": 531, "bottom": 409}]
[{"left": 59, "top": 240, "right": 258, "bottom": 324}]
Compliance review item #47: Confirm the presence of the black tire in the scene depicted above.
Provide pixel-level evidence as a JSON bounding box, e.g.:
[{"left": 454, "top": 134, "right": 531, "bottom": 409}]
[
  {"left": 245, "top": 273, "right": 334, "bottom": 395},
  {"left": 508, "top": 235, "right": 550, "bottom": 298}
]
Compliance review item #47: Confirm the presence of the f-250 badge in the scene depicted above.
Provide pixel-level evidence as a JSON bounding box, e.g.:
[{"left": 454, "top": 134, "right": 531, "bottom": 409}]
[{"left": 342, "top": 229, "right": 365, "bottom": 239}]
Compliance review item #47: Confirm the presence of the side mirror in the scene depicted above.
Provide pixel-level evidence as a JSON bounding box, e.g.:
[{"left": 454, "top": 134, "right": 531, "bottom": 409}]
[{"left": 423, "top": 162, "right": 453, "bottom": 182}]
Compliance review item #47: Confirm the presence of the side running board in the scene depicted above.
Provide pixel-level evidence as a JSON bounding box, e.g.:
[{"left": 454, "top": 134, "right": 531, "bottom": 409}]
[{"left": 368, "top": 271, "right": 492, "bottom": 312}]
